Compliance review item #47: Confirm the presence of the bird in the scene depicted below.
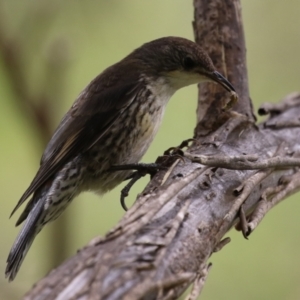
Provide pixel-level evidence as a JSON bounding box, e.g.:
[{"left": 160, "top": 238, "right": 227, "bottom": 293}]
[{"left": 6, "top": 36, "right": 236, "bottom": 281}]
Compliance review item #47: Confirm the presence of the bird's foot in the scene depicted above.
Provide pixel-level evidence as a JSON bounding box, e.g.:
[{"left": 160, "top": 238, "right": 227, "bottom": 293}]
[
  {"left": 110, "top": 139, "right": 195, "bottom": 211},
  {"left": 164, "top": 138, "right": 195, "bottom": 156},
  {"left": 110, "top": 163, "right": 167, "bottom": 211}
]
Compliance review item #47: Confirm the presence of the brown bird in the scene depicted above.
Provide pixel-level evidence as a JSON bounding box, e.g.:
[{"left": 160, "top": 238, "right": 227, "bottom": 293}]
[{"left": 6, "top": 36, "right": 236, "bottom": 281}]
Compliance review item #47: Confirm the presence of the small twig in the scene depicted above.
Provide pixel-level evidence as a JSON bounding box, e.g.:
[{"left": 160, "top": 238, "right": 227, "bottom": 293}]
[
  {"left": 222, "top": 168, "right": 273, "bottom": 227},
  {"left": 258, "top": 92, "right": 300, "bottom": 115},
  {"left": 184, "top": 264, "right": 212, "bottom": 300},
  {"left": 184, "top": 152, "right": 300, "bottom": 170},
  {"left": 248, "top": 171, "right": 300, "bottom": 233},
  {"left": 161, "top": 159, "right": 181, "bottom": 186},
  {"left": 264, "top": 120, "right": 300, "bottom": 129},
  {"left": 213, "top": 237, "right": 231, "bottom": 253}
]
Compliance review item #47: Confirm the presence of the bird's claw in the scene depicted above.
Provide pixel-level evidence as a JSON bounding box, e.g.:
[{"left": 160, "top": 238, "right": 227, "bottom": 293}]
[
  {"left": 110, "top": 162, "right": 167, "bottom": 211},
  {"left": 164, "top": 138, "right": 195, "bottom": 156}
]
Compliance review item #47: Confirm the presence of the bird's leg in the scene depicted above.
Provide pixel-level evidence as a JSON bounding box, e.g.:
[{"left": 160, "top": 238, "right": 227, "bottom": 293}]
[
  {"left": 110, "top": 163, "right": 164, "bottom": 177},
  {"left": 110, "top": 163, "right": 167, "bottom": 211}
]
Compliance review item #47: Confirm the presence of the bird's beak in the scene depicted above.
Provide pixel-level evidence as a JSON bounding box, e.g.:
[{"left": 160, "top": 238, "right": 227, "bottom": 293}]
[{"left": 209, "top": 71, "right": 235, "bottom": 92}]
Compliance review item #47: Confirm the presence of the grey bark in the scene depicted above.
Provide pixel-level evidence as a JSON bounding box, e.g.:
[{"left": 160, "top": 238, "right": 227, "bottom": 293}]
[{"left": 24, "top": 0, "right": 300, "bottom": 299}]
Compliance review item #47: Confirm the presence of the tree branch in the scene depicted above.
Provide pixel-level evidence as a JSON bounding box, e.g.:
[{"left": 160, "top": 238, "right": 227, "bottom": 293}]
[{"left": 183, "top": 151, "right": 300, "bottom": 170}]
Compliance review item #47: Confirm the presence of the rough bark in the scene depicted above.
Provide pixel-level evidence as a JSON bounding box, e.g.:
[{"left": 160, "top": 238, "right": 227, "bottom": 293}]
[{"left": 24, "top": 0, "right": 300, "bottom": 299}]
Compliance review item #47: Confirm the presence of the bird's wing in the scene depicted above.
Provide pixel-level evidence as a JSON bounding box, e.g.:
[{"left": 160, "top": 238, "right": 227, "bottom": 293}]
[{"left": 11, "top": 68, "right": 142, "bottom": 217}]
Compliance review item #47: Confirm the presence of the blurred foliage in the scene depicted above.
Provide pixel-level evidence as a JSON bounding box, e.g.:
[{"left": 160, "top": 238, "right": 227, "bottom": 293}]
[{"left": 0, "top": 1, "right": 300, "bottom": 299}]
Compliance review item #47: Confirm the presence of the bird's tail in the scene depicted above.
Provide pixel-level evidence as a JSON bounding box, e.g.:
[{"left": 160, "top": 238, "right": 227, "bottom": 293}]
[{"left": 5, "top": 199, "right": 44, "bottom": 281}]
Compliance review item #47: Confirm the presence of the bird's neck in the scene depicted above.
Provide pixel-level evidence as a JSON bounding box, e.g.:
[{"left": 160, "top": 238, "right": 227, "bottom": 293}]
[{"left": 143, "top": 75, "right": 177, "bottom": 106}]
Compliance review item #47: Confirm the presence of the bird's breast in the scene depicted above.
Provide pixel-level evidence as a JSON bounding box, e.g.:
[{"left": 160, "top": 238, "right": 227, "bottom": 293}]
[
  {"left": 82, "top": 78, "right": 176, "bottom": 193},
  {"left": 131, "top": 104, "right": 164, "bottom": 158}
]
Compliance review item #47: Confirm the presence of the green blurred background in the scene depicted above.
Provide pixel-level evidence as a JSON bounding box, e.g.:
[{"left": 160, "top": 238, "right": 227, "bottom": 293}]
[{"left": 1, "top": 1, "right": 300, "bottom": 299}]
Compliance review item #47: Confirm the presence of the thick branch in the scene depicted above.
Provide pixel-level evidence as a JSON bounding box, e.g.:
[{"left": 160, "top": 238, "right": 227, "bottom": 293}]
[
  {"left": 24, "top": 96, "right": 300, "bottom": 300},
  {"left": 193, "top": 0, "right": 253, "bottom": 134}
]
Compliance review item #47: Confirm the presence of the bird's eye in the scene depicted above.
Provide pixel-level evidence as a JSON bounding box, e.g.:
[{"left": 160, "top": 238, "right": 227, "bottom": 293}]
[{"left": 183, "top": 56, "right": 195, "bottom": 70}]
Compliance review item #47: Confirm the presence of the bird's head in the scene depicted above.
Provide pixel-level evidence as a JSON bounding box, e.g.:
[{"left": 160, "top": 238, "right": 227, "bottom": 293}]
[{"left": 129, "top": 36, "right": 235, "bottom": 93}]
